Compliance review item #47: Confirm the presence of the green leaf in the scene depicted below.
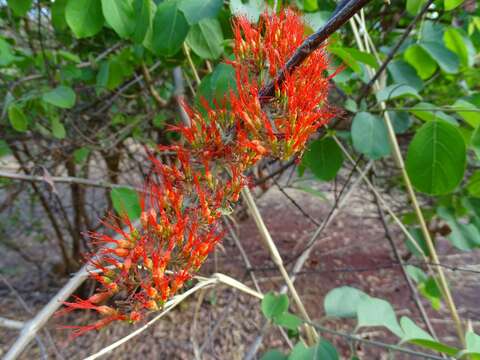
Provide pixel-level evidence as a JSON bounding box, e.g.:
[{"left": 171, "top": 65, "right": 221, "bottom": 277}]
[
  {"left": 404, "top": 44, "right": 437, "bottom": 79},
  {"left": 420, "top": 41, "right": 459, "bottom": 74},
  {"left": 178, "top": 0, "right": 223, "bottom": 24},
  {"left": 388, "top": 111, "right": 412, "bottom": 134},
  {"left": 400, "top": 317, "right": 459, "bottom": 355},
  {"left": 324, "top": 286, "right": 369, "bottom": 318},
  {"left": 132, "top": 0, "right": 152, "bottom": 43},
  {"left": 96, "top": 59, "right": 126, "bottom": 92},
  {"left": 302, "top": 137, "right": 343, "bottom": 181},
  {"left": 405, "top": 227, "right": 430, "bottom": 258},
  {"left": 261, "top": 350, "right": 288, "bottom": 360},
  {"left": 452, "top": 99, "right": 480, "bottom": 128},
  {"left": 437, "top": 206, "right": 480, "bottom": 250},
  {"left": 464, "top": 331, "right": 480, "bottom": 356},
  {"left": 42, "top": 86, "right": 76, "bottom": 109},
  {"left": 8, "top": 104, "right": 28, "bottom": 132},
  {"left": 406, "top": 0, "right": 427, "bottom": 14},
  {"left": 230, "top": 0, "right": 266, "bottom": 22},
  {"left": 329, "top": 47, "right": 361, "bottom": 74},
  {"left": 351, "top": 112, "right": 390, "bottom": 160},
  {"left": 73, "top": 147, "right": 90, "bottom": 164},
  {"left": 444, "top": 0, "right": 464, "bottom": 11},
  {"left": 387, "top": 60, "right": 423, "bottom": 91},
  {"left": 101, "top": 0, "right": 135, "bottom": 38},
  {"left": 313, "top": 340, "right": 339, "bottom": 360},
  {"left": 261, "top": 292, "right": 289, "bottom": 320},
  {"left": 0, "top": 140, "right": 12, "bottom": 158},
  {"left": 51, "top": 0, "right": 68, "bottom": 31},
  {"left": 288, "top": 340, "right": 338, "bottom": 360},
  {"left": 289, "top": 342, "right": 313, "bottom": 360},
  {"left": 421, "top": 21, "right": 444, "bottom": 43},
  {"left": 0, "top": 38, "right": 17, "bottom": 66},
  {"left": 141, "top": 1, "right": 157, "bottom": 51},
  {"left": 303, "top": 0, "right": 318, "bottom": 12},
  {"left": 7, "top": 0, "right": 32, "bottom": 17},
  {"left": 344, "top": 99, "right": 358, "bottom": 113},
  {"left": 51, "top": 117, "right": 66, "bottom": 139},
  {"left": 152, "top": 1, "right": 190, "bottom": 56},
  {"left": 357, "top": 297, "right": 403, "bottom": 337},
  {"left": 376, "top": 84, "right": 420, "bottom": 102},
  {"left": 471, "top": 125, "right": 480, "bottom": 159},
  {"left": 274, "top": 312, "right": 303, "bottom": 331},
  {"left": 406, "top": 121, "right": 466, "bottom": 195},
  {"left": 409, "top": 102, "right": 458, "bottom": 125},
  {"left": 419, "top": 276, "right": 443, "bottom": 310},
  {"left": 197, "top": 63, "right": 236, "bottom": 105},
  {"left": 405, "top": 265, "right": 427, "bottom": 283},
  {"left": 400, "top": 316, "right": 434, "bottom": 343},
  {"left": 110, "top": 187, "right": 141, "bottom": 220},
  {"left": 444, "top": 27, "right": 469, "bottom": 67},
  {"left": 66, "top": 0, "right": 104, "bottom": 38},
  {"left": 186, "top": 19, "right": 224, "bottom": 60},
  {"left": 467, "top": 171, "right": 480, "bottom": 198}
]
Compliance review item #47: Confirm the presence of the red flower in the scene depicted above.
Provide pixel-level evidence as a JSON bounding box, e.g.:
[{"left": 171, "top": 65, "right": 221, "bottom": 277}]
[{"left": 60, "top": 9, "right": 332, "bottom": 336}]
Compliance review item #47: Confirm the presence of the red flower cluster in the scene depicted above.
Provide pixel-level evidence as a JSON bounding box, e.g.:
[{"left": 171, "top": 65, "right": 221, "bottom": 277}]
[{"left": 61, "top": 9, "right": 332, "bottom": 337}]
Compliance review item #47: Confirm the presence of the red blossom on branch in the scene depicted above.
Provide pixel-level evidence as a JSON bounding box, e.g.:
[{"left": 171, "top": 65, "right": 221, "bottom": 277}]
[{"left": 59, "top": 9, "right": 333, "bottom": 337}]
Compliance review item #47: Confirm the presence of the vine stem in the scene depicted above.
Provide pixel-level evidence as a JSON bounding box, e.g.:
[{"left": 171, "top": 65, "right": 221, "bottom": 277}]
[
  {"left": 241, "top": 188, "right": 318, "bottom": 344},
  {"left": 350, "top": 13, "right": 465, "bottom": 345}
]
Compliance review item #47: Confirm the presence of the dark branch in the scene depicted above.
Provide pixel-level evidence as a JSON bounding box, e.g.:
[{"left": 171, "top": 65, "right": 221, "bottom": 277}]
[{"left": 258, "top": 0, "right": 372, "bottom": 102}]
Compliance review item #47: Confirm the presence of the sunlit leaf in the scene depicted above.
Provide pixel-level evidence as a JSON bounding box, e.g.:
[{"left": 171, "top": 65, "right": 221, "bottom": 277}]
[
  {"left": 406, "top": 121, "right": 466, "bottom": 195},
  {"left": 66, "top": 0, "right": 104, "bottom": 38}
]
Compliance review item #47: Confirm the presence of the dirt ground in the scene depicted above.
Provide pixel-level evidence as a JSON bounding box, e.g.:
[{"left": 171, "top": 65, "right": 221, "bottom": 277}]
[{"left": 1, "top": 179, "right": 479, "bottom": 359}]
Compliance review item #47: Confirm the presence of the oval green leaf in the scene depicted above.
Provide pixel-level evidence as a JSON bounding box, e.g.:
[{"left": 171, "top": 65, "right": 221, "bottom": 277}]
[
  {"left": 444, "top": 0, "right": 464, "bottom": 11},
  {"left": 404, "top": 44, "right": 437, "bottom": 79},
  {"left": 132, "top": 0, "right": 152, "bottom": 43},
  {"left": 261, "top": 292, "right": 289, "bottom": 320},
  {"left": 357, "top": 297, "right": 403, "bottom": 337},
  {"left": 66, "top": 0, "right": 104, "bottom": 38},
  {"left": 178, "top": 0, "right": 223, "bottom": 25},
  {"left": 376, "top": 84, "right": 420, "bottom": 102},
  {"left": 42, "top": 86, "right": 76, "bottom": 109},
  {"left": 8, "top": 104, "right": 28, "bottom": 132},
  {"left": 302, "top": 137, "right": 343, "bottom": 181},
  {"left": 7, "top": 0, "right": 32, "bottom": 17},
  {"left": 110, "top": 187, "right": 141, "bottom": 220},
  {"left": 101, "top": 0, "right": 135, "bottom": 38},
  {"left": 420, "top": 41, "right": 459, "bottom": 74},
  {"left": 152, "top": 1, "right": 190, "bottom": 56},
  {"left": 324, "top": 286, "right": 369, "bottom": 318},
  {"left": 406, "top": 121, "right": 466, "bottom": 195},
  {"left": 186, "top": 18, "right": 224, "bottom": 60},
  {"left": 351, "top": 112, "right": 391, "bottom": 160}
]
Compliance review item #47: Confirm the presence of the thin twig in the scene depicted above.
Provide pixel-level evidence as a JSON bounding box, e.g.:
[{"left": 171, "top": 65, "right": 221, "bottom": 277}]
[
  {"left": 0, "top": 170, "right": 140, "bottom": 191},
  {"left": 0, "top": 317, "right": 25, "bottom": 330}
]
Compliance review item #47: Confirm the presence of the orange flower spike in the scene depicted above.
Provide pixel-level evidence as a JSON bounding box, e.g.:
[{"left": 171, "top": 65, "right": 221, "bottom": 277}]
[
  {"left": 59, "top": 297, "right": 118, "bottom": 317},
  {"left": 87, "top": 292, "right": 112, "bottom": 305},
  {"left": 62, "top": 315, "right": 126, "bottom": 338},
  {"left": 170, "top": 270, "right": 191, "bottom": 294}
]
